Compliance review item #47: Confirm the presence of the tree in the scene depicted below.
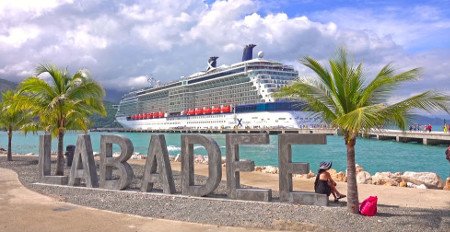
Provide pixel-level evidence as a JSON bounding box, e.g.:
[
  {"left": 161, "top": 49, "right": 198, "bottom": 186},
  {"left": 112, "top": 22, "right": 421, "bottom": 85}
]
[
  {"left": 275, "top": 49, "right": 450, "bottom": 213},
  {"left": 0, "top": 90, "right": 35, "bottom": 161},
  {"left": 18, "top": 64, "right": 106, "bottom": 175}
]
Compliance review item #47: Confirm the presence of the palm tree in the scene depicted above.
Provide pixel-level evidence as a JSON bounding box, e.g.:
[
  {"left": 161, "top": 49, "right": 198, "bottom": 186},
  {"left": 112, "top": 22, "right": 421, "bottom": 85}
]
[
  {"left": 276, "top": 49, "right": 450, "bottom": 213},
  {"left": 18, "top": 64, "right": 106, "bottom": 175},
  {"left": 0, "top": 90, "right": 35, "bottom": 161}
]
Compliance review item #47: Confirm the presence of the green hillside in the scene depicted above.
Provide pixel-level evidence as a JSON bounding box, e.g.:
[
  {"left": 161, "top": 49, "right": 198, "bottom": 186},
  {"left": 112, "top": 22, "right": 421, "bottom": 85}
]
[
  {"left": 89, "top": 101, "right": 122, "bottom": 128},
  {"left": 0, "top": 78, "right": 18, "bottom": 96}
]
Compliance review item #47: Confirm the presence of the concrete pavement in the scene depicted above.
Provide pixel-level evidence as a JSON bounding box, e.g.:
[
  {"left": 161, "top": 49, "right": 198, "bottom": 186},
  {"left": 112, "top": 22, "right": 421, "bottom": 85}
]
[{"left": 0, "top": 167, "right": 285, "bottom": 232}]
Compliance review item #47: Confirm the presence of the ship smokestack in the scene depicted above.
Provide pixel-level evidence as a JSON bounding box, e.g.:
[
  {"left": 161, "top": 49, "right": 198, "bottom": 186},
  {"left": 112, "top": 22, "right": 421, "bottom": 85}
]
[
  {"left": 241, "top": 44, "right": 256, "bottom": 62},
  {"left": 208, "top": 56, "right": 218, "bottom": 69}
]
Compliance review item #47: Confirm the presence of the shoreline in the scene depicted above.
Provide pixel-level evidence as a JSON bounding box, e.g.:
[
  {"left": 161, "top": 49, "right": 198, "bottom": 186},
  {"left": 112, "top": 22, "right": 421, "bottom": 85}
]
[{"left": 0, "top": 155, "right": 449, "bottom": 231}]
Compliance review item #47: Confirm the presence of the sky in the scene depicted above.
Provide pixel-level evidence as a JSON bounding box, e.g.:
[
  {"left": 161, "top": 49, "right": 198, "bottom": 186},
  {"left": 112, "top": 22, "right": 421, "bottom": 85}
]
[{"left": 0, "top": 0, "right": 449, "bottom": 106}]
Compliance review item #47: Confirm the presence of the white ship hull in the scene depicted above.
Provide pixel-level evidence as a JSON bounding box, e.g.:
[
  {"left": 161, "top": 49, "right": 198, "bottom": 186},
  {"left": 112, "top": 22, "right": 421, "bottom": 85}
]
[{"left": 117, "top": 111, "right": 323, "bottom": 130}]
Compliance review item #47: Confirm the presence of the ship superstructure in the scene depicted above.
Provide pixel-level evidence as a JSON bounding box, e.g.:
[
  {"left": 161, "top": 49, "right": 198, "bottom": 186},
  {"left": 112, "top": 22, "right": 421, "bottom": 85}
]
[{"left": 115, "top": 44, "right": 324, "bottom": 129}]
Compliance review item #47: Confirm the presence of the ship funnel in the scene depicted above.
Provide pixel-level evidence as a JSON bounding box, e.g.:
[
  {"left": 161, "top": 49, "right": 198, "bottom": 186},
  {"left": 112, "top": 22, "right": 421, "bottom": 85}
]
[
  {"left": 241, "top": 44, "right": 256, "bottom": 62},
  {"left": 207, "top": 56, "right": 219, "bottom": 70}
]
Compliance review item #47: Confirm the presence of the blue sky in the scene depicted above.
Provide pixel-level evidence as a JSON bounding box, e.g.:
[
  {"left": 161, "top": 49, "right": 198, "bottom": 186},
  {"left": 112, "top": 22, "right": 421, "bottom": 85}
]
[{"left": 0, "top": 0, "right": 449, "bottom": 107}]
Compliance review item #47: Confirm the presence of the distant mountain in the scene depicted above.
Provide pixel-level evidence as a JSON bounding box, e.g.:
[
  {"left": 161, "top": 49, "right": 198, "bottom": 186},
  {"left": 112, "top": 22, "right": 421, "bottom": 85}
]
[
  {"left": 0, "top": 78, "right": 18, "bottom": 93},
  {"left": 410, "top": 115, "right": 448, "bottom": 126},
  {"left": 104, "top": 88, "right": 126, "bottom": 103},
  {"left": 89, "top": 101, "right": 122, "bottom": 128}
]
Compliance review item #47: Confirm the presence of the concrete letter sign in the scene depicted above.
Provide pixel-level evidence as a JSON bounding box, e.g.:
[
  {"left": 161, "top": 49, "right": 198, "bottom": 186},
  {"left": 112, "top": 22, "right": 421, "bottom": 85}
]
[
  {"left": 278, "top": 134, "right": 328, "bottom": 206},
  {"left": 226, "top": 134, "right": 272, "bottom": 201},
  {"left": 99, "top": 134, "right": 134, "bottom": 190},
  {"left": 141, "top": 135, "right": 175, "bottom": 193},
  {"left": 181, "top": 135, "right": 222, "bottom": 197},
  {"left": 38, "top": 134, "right": 68, "bottom": 185},
  {"left": 68, "top": 134, "right": 99, "bottom": 188}
]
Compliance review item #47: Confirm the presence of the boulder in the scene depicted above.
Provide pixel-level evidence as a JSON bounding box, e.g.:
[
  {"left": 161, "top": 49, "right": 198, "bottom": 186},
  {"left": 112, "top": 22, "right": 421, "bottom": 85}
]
[
  {"left": 174, "top": 154, "right": 181, "bottom": 162},
  {"left": 194, "top": 155, "right": 205, "bottom": 163},
  {"left": 255, "top": 166, "right": 264, "bottom": 172},
  {"left": 328, "top": 169, "right": 337, "bottom": 176},
  {"left": 335, "top": 172, "right": 346, "bottom": 182},
  {"left": 443, "top": 177, "right": 450, "bottom": 191},
  {"left": 399, "top": 180, "right": 407, "bottom": 187},
  {"left": 356, "top": 171, "right": 372, "bottom": 184},
  {"left": 407, "top": 182, "right": 428, "bottom": 189},
  {"left": 264, "top": 166, "right": 278, "bottom": 174},
  {"left": 372, "top": 172, "right": 401, "bottom": 186},
  {"left": 401, "top": 172, "right": 444, "bottom": 189},
  {"left": 355, "top": 164, "right": 364, "bottom": 174},
  {"left": 306, "top": 171, "right": 315, "bottom": 179}
]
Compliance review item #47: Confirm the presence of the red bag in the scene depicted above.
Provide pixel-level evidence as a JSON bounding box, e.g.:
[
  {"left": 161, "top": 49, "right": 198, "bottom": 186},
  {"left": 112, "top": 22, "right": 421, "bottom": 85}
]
[{"left": 359, "top": 196, "right": 378, "bottom": 216}]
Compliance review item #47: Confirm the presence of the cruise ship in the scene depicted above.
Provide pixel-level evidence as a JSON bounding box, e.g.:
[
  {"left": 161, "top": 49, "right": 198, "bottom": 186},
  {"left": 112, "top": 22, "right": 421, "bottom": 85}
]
[{"left": 115, "top": 44, "right": 323, "bottom": 130}]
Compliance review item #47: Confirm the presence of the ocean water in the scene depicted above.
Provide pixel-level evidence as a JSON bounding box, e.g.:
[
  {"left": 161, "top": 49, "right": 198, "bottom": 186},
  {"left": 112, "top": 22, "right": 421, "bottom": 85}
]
[{"left": 0, "top": 131, "right": 449, "bottom": 179}]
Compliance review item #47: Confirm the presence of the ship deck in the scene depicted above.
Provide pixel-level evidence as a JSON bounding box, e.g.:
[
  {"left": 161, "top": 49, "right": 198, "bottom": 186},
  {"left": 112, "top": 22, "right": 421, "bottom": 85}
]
[{"left": 90, "top": 127, "right": 337, "bottom": 135}]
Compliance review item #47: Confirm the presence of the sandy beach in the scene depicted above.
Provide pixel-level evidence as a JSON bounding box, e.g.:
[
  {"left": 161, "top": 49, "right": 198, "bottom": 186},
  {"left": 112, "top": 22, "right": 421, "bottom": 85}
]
[
  {"left": 161, "top": 160, "right": 450, "bottom": 210},
  {"left": 0, "top": 155, "right": 449, "bottom": 231}
]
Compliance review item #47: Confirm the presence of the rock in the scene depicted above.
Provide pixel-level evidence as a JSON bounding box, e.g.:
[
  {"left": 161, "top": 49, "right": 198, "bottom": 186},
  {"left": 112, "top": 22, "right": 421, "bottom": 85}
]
[
  {"left": 443, "top": 177, "right": 450, "bottom": 190},
  {"left": 355, "top": 164, "right": 364, "bottom": 174},
  {"left": 401, "top": 172, "right": 444, "bottom": 189},
  {"left": 372, "top": 172, "right": 401, "bottom": 186},
  {"left": 417, "top": 184, "right": 427, "bottom": 189},
  {"left": 306, "top": 171, "right": 315, "bottom": 179},
  {"left": 399, "top": 180, "right": 407, "bottom": 187},
  {"left": 255, "top": 166, "right": 264, "bottom": 172},
  {"left": 328, "top": 169, "right": 337, "bottom": 176},
  {"left": 356, "top": 171, "right": 372, "bottom": 184},
  {"left": 407, "top": 182, "right": 428, "bottom": 189},
  {"left": 0, "top": 147, "right": 6, "bottom": 151},
  {"left": 264, "top": 166, "right": 278, "bottom": 174},
  {"left": 174, "top": 154, "right": 181, "bottom": 162},
  {"left": 335, "top": 172, "right": 346, "bottom": 182}
]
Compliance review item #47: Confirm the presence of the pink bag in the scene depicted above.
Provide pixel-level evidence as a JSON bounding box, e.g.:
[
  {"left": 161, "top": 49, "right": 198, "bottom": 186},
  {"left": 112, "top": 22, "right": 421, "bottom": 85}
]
[{"left": 359, "top": 196, "right": 378, "bottom": 216}]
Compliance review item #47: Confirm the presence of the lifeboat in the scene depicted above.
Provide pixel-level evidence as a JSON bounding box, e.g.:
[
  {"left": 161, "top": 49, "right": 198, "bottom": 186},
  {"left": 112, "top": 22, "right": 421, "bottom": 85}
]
[
  {"left": 203, "top": 107, "right": 211, "bottom": 114},
  {"left": 146, "top": 112, "right": 152, "bottom": 119},
  {"left": 137, "top": 114, "right": 142, "bottom": 120},
  {"left": 195, "top": 108, "right": 203, "bottom": 115},
  {"left": 158, "top": 112, "right": 164, "bottom": 118},
  {"left": 187, "top": 109, "right": 195, "bottom": 116},
  {"left": 211, "top": 106, "right": 220, "bottom": 114},
  {"left": 131, "top": 115, "right": 136, "bottom": 120},
  {"left": 221, "top": 105, "right": 231, "bottom": 113}
]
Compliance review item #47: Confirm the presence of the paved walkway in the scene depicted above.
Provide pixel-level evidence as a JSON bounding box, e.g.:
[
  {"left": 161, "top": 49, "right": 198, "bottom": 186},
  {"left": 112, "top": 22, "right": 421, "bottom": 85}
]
[{"left": 0, "top": 168, "right": 284, "bottom": 232}]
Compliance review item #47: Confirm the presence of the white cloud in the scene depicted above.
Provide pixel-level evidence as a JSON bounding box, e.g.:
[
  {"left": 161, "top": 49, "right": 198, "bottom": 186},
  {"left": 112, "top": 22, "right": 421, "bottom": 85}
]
[
  {"left": 0, "top": 0, "right": 448, "bottom": 102},
  {"left": 0, "top": 25, "right": 41, "bottom": 49},
  {"left": 0, "top": 0, "right": 73, "bottom": 21}
]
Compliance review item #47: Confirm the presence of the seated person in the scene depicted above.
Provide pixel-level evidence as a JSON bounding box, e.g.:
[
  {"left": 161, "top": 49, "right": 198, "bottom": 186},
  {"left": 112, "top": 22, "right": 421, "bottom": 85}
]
[{"left": 314, "top": 161, "right": 346, "bottom": 202}]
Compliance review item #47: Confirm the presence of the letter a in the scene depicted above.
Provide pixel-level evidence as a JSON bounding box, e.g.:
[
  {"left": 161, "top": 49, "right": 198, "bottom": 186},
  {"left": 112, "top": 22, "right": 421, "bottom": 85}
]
[
  {"left": 141, "top": 135, "right": 175, "bottom": 193},
  {"left": 68, "top": 134, "right": 98, "bottom": 188}
]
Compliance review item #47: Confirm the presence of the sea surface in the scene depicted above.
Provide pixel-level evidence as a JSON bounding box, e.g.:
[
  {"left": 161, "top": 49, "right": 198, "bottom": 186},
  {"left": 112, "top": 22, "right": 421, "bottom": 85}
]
[{"left": 1, "top": 131, "right": 449, "bottom": 179}]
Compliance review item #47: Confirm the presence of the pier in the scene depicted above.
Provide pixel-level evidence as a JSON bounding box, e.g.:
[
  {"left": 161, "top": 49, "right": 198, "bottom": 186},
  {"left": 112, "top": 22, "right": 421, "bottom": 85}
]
[
  {"left": 90, "top": 127, "right": 338, "bottom": 135},
  {"left": 362, "top": 129, "right": 450, "bottom": 145}
]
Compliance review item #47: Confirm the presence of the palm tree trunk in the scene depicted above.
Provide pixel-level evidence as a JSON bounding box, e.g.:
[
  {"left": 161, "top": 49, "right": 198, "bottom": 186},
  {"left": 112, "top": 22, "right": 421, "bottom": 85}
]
[
  {"left": 346, "top": 136, "right": 360, "bottom": 214},
  {"left": 7, "top": 127, "right": 12, "bottom": 161},
  {"left": 55, "top": 129, "right": 65, "bottom": 175}
]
